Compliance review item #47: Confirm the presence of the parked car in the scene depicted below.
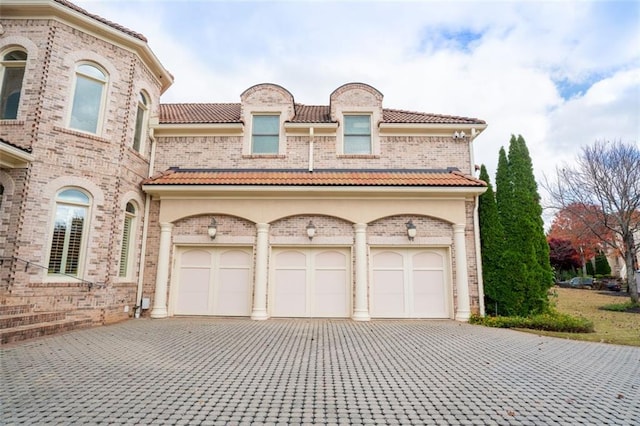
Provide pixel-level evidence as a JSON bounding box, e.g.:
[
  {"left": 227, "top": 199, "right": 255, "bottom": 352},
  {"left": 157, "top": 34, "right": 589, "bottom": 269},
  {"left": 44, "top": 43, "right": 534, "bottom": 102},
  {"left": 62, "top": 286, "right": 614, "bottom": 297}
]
[
  {"left": 594, "top": 278, "right": 622, "bottom": 292},
  {"left": 557, "top": 277, "right": 594, "bottom": 289}
]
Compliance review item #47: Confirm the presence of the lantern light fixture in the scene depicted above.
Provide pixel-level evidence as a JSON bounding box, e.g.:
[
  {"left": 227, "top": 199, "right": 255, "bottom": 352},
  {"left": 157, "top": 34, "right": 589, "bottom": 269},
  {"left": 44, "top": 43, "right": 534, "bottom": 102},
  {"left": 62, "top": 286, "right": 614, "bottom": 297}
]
[
  {"left": 306, "top": 220, "right": 316, "bottom": 240},
  {"left": 406, "top": 220, "right": 417, "bottom": 241},
  {"left": 207, "top": 218, "right": 217, "bottom": 239}
]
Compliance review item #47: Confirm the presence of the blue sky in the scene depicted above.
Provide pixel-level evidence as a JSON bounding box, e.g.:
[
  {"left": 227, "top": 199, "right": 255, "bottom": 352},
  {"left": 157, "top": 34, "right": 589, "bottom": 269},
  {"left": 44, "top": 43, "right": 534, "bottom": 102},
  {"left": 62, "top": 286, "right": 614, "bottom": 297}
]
[{"left": 77, "top": 0, "right": 639, "bottom": 207}]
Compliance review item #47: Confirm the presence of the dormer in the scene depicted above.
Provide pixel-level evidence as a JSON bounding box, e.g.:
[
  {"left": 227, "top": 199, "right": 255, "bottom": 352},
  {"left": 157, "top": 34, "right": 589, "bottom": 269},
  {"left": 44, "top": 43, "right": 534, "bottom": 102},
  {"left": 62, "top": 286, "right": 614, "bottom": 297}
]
[
  {"left": 330, "top": 83, "right": 383, "bottom": 157},
  {"left": 240, "top": 83, "right": 294, "bottom": 157}
]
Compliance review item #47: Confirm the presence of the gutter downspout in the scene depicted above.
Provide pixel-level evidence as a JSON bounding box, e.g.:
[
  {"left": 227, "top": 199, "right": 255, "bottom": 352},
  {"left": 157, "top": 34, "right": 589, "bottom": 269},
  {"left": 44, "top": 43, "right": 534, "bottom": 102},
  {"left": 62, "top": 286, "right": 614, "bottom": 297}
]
[
  {"left": 308, "top": 127, "right": 314, "bottom": 172},
  {"left": 135, "top": 126, "right": 157, "bottom": 318},
  {"left": 469, "top": 127, "right": 485, "bottom": 316}
]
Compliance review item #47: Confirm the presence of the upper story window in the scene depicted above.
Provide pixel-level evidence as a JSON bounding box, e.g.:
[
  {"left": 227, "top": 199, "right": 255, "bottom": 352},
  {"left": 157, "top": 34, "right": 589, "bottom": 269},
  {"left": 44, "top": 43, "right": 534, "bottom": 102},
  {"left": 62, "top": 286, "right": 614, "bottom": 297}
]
[
  {"left": 133, "top": 92, "right": 148, "bottom": 152},
  {"left": 119, "top": 202, "right": 136, "bottom": 278},
  {"left": 48, "top": 188, "right": 91, "bottom": 277},
  {"left": 343, "top": 114, "right": 372, "bottom": 154},
  {"left": 69, "top": 63, "right": 107, "bottom": 134},
  {"left": 0, "top": 50, "right": 27, "bottom": 120},
  {"left": 251, "top": 114, "right": 280, "bottom": 154}
]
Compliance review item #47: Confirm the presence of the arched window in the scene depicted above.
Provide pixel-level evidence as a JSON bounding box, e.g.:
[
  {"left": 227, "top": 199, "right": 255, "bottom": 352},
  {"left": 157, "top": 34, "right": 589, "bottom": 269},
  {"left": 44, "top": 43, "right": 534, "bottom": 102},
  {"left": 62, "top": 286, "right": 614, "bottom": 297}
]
[
  {"left": 69, "top": 63, "right": 107, "bottom": 134},
  {"left": 48, "top": 188, "right": 90, "bottom": 276},
  {"left": 0, "top": 184, "right": 4, "bottom": 210},
  {"left": 119, "top": 202, "right": 136, "bottom": 278},
  {"left": 133, "top": 92, "right": 148, "bottom": 152},
  {"left": 0, "top": 49, "right": 27, "bottom": 120}
]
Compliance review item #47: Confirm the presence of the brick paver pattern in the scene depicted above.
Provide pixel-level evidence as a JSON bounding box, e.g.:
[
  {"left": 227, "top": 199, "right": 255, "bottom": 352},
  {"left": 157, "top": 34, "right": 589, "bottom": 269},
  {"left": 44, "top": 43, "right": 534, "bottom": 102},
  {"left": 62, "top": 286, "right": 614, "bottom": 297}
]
[{"left": 1, "top": 319, "right": 639, "bottom": 425}]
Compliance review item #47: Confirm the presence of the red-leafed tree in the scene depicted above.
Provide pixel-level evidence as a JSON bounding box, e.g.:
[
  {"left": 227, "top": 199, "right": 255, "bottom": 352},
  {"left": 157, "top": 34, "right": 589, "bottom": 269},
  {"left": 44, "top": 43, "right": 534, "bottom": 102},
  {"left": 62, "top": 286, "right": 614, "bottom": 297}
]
[
  {"left": 544, "top": 141, "right": 640, "bottom": 303},
  {"left": 547, "top": 237, "right": 581, "bottom": 273},
  {"left": 547, "top": 203, "right": 612, "bottom": 265}
]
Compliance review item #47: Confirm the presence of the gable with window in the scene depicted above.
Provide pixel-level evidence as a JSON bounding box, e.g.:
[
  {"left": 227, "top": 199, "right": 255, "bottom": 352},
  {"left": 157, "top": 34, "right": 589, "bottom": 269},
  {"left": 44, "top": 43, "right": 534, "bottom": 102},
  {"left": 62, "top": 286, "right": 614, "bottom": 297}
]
[
  {"left": 0, "top": 49, "right": 27, "bottom": 120},
  {"left": 69, "top": 63, "right": 107, "bottom": 134},
  {"left": 48, "top": 188, "right": 90, "bottom": 277}
]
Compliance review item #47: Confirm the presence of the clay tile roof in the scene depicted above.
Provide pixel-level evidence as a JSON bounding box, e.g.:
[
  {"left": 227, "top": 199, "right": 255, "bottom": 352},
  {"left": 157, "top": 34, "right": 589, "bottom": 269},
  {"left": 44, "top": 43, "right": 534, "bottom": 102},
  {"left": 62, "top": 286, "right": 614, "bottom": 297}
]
[
  {"left": 55, "top": 0, "right": 147, "bottom": 42},
  {"left": 160, "top": 103, "right": 241, "bottom": 124},
  {"left": 383, "top": 108, "right": 486, "bottom": 125},
  {"left": 291, "top": 105, "right": 332, "bottom": 123},
  {"left": 143, "top": 168, "right": 487, "bottom": 187},
  {"left": 159, "top": 103, "right": 485, "bottom": 125}
]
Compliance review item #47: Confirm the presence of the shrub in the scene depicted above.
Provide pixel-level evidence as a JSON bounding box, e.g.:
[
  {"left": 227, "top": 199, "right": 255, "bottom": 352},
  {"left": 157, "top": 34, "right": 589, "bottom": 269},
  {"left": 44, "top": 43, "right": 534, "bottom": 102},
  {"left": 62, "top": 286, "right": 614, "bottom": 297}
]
[
  {"left": 470, "top": 310, "right": 594, "bottom": 333},
  {"left": 601, "top": 301, "right": 640, "bottom": 313}
]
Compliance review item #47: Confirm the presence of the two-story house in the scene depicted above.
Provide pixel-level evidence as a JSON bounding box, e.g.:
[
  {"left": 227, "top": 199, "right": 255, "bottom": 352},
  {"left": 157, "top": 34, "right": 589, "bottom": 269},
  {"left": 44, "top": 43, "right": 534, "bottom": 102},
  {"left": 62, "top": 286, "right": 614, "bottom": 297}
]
[{"left": 1, "top": 0, "right": 487, "bottom": 339}]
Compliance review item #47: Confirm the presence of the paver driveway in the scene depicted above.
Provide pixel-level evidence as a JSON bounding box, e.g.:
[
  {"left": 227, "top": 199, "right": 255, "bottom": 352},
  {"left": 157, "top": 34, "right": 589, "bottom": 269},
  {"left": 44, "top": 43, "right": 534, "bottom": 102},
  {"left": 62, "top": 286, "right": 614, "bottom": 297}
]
[{"left": 1, "top": 318, "right": 639, "bottom": 425}]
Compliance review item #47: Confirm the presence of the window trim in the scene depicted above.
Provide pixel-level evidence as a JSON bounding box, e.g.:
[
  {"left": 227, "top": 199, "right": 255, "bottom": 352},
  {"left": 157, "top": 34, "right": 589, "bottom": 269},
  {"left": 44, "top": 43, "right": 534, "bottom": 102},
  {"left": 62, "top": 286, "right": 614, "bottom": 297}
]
[
  {"left": 336, "top": 110, "right": 380, "bottom": 157},
  {"left": 68, "top": 62, "right": 108, "bottom": 135},
  {"left": 0, "top": 48, "right": 27, "bottom": 120},
  {"left": 242, "top": 108, "right": 287, "bottom": 157},
  {"left": 343, "top": 114, "right": 372, "bottom": 155},
  {"left": 250, "top": 113, "right": 281, "bottom": 155},
  {"left": 118, "top": 201, "right": 137, "bottom": 279},
  {"left": 132, "top": 91, "right": 149, "bottom": 153},
  {"left": 46, "top": 187, "right": 91, "bottom": 280}
]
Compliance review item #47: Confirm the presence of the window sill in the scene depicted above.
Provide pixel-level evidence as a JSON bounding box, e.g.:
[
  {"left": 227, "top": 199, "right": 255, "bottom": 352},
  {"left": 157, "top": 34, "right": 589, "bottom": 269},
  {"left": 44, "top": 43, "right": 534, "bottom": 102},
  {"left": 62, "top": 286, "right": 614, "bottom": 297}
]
[
  {"left": 54, "top": 126, "right": 110, "bottom": 143},
  {"left": 337, "top": 154, "right": 380, "bottom": 159},
  {"left": 242, "top": 154, "right": 286, "bottom": 159},
  {"left": 0, "top": 120, "right": 26, "bottom": 126}
]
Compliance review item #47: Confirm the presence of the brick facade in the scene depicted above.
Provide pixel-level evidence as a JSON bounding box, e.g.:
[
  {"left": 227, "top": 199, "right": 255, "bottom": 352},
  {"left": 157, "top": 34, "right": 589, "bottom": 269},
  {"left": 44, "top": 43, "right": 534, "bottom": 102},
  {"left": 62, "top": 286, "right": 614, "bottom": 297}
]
[{"left": 1, "top": 1, "right": 487, "bottom": 325}]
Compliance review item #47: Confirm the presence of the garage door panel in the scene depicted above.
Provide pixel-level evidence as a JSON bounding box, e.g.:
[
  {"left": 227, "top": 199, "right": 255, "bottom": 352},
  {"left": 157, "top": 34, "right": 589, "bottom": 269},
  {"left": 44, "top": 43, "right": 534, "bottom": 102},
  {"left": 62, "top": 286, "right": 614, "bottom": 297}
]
[
  {"left": 273, "top": 269, "right": 307, "bottom": 317},
  {"left": 413, "top": 270, "right": 447, "bottom": 317},
  {"left": 413, "top": 251, "right": 443, "bottom": 268},
  {"left": 175, "top": 247, "right": 252, "bottom": 317},
  {"left": 372, "top": 248, "right": 449, "bottom": 318},
  {"left": 372, "top": 269, "right": 405, "bottom": 317},
  {"left": 216, "top": 268, "right": 252, "bottom": 315},
  {"left": 272, "top": 248, "right": 350, "bottom": 318},
  {"left": 175, "top": 268, "right": 211, "bottom": 315}
]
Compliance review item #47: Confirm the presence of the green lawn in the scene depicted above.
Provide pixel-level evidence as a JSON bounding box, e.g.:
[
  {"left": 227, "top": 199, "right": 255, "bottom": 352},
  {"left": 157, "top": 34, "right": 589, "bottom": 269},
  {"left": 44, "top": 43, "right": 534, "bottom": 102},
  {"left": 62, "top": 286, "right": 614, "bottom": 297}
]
[{"left": 524, "top": 287, "right": 640, "bottom": 346}]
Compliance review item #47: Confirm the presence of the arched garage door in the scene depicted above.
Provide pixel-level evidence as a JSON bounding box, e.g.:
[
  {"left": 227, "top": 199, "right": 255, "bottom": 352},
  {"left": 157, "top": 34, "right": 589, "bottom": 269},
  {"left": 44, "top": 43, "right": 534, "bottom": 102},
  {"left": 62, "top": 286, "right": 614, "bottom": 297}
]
[
  {"left": 173, "top": 247, "right": 253, "bottom": 316},
  {"left": 371, "top": 248, "right": 450, "bottom": 318},
  {"left": 271, "top": 248, "right": 350, "bottom": 317}
]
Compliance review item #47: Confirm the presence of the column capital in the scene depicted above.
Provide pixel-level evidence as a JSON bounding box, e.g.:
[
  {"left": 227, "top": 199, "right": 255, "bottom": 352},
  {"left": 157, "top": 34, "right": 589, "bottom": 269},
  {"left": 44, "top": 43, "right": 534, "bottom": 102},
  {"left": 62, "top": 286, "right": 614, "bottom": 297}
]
[
  {"left": 256, "top": 222, "right": 270, "bottom": 232},
  {"left": 353, "top": 223, "right": 367, "bottom": 232},
  {"left": 452, "top": 223, "right": 466, "bottom": 233}
]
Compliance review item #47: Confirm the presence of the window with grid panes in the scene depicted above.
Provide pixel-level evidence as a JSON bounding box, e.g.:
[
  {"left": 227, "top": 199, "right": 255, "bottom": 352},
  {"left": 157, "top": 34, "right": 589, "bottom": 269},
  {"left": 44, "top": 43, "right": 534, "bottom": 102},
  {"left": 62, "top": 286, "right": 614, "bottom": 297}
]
[
  {"left": 251, "top": 115, "right": 279, "bottom": 154},
  {"left": 343, "top": 115, "right": 372, "bottom": 154}
]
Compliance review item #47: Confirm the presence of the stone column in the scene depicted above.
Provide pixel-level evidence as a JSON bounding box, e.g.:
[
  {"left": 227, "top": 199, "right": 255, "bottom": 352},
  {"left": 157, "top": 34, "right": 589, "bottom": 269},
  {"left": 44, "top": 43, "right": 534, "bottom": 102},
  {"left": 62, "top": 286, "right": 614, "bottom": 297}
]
[
  {"left": 352, "top": 223, "right": 370, "bottom": 321},
  {"left": 251, "top": 223, "right": 270, "bottom": 320},
  {"left": 150, "top": 222, "right": 173, "bottom": 319},
  {"left": 453, "top": 223, "right": 471, "bottom": 321}
]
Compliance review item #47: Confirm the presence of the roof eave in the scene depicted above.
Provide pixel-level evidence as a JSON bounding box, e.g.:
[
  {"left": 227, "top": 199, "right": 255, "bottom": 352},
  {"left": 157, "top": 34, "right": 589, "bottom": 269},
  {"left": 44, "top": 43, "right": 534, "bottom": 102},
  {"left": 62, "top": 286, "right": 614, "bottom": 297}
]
[
  {"left": 142, "top": 184, "right": 487, "bottom": 198},
  {"left": 0, "top": 143, "right": 34, "bottom": 168},
  {"left": 152, "top": 122, "right": 244, "bottom": 136},
  {"left": 2, "top": 0, "right": 174, "bottom": 93}
]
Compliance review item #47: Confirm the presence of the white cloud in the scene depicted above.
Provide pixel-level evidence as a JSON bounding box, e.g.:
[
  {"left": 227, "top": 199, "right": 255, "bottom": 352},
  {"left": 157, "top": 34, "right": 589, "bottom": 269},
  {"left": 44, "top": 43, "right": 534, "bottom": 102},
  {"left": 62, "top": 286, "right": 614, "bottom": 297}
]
[{"left": 75, "top": 0, "right": 639, "bottom": 190}]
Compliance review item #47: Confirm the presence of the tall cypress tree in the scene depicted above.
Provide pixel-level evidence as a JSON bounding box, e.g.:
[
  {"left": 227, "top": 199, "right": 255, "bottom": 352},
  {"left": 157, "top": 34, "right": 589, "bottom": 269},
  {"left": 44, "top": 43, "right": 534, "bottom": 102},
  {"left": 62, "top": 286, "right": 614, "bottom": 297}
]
[
  {"left": 492, "top": 135, "right": 553, "bottom": 315},
  {"left": 478, "top": 165, "right": 505, "bottom": 316},
  {"left": 493, "top": 140, "right": 526, "bottom": 315}
]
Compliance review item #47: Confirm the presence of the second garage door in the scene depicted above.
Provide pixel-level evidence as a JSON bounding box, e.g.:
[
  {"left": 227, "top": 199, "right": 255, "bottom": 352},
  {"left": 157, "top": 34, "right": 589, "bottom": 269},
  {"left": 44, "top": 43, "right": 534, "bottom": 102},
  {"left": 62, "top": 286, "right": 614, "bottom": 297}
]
[
  {"left": 173, "top": 247, "right": 253, "bottom": 316},
  {"left": 371, "top": 248, "right": 450, "bottom": 318},
  {"left": 271, "top": 248, "right": 351, "bottom": 317}
]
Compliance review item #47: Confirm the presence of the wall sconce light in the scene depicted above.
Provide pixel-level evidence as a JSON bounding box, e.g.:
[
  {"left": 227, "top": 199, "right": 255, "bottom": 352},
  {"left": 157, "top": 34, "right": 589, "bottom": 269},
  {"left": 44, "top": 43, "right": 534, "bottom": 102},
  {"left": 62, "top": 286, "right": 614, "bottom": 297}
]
[
  {"left": 306, "top": 220, "right": 316, "bottom": 240},
  {"left": 207, "top": 218, "right": 217, "bottom": 239},
  {"left": 406, "top": 220, "right": 417, "bottom": 241},
  {"left": 453, "top": 131, "right": 466, "bottom": 139}
]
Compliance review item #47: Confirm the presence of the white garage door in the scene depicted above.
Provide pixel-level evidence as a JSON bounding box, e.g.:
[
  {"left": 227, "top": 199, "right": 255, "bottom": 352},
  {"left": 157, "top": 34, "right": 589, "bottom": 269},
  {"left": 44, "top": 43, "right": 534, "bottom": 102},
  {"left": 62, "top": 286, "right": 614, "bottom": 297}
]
[
  {"left": 271, "top": 248, "right": 350, "bottom": 317},
  {"left": 174, "top": 247, "right": 252, "bottom": 316},
  {"left": 371, "top": 248, "right": 450, "bottom": 318}
]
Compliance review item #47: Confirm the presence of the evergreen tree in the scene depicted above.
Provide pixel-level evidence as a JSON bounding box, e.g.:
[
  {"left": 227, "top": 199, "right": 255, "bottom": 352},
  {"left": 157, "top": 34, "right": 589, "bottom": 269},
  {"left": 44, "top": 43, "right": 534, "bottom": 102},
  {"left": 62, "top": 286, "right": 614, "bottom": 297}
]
[
  {"left": 478, "top": 165, "right": 505, "bottom": 316},
  {"left": 489, "top": 135, "right": 554, "bottom": 316},
  {"left": 594, "top": 252, "right": 611, "bottom": 276}
]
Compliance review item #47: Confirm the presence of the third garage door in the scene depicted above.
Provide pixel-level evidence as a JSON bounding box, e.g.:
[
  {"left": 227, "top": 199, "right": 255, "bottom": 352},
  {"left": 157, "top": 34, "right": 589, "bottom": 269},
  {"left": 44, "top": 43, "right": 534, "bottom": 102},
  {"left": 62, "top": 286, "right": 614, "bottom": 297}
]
[
  {"left": 371, "top": 248, "right": 450, "bottom": 318},
  {"left": 271, "top": 248, "right": 350, "bottom": 317}
]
